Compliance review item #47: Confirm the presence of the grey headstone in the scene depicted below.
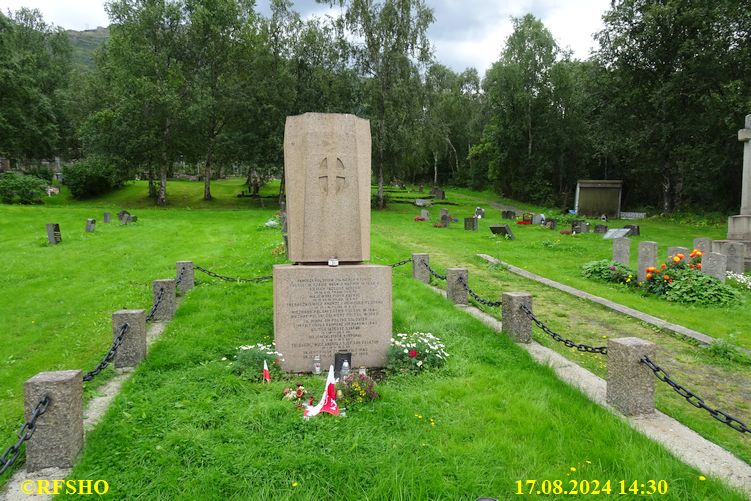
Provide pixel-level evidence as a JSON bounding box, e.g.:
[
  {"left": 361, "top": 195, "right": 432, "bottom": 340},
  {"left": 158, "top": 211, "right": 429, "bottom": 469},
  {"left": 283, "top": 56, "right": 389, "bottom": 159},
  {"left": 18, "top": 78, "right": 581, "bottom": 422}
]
[
  {"left": 420, "top": 209, "right": 429, "bottom": 220},
  {"left": 46, "top": 223, "right": 61, "bottom": 245},
  {"left": 24, "top": 370, "right": 83, "bottom": 471},
  {"left": 412, "top": 253, "right": 430, "bottom": 284},
  {"left": 623, "top": 224, "right": 640, "bottom": 236},
  {"left": 594, "top": 224, "right": 608, "bottom": 234},
  {"left": 637, "top": 241, "right": 658, "bottom": 282},
  {"left": 667, "top": 246, "right": 689, "bottom": 263},
  {"left": 117, "top": 210, "right": 130, "bottom": 224},
  {"left": 415, "top": 199, "right": 430, "bottom": 207},
  {"left": 103, "top": 212, "right": 111, "bottom": 223},
  {"left": 439, "top": 214, "right": 450, "bottom": 227},
  {"left": 113, "top": 309, "right": 146, "bottom": 368},
  {"left": 692, "top": 237, "right": 712, "bottom": 255},
  {"left": 128, "top": 215, "right": 138, "bottom": 223},
  {"left": 603, "top": 228, "right": 631, "bottom": 240},
  {"left": 440, "top": 208, "right": 449, "bottom": 218},
  {"left": 703, "top": 252, "right": 727, "bottom": 282},
  {"left": 489, "top": 224, "right": 515, "bottom": 240},
  {"left": 712, "top": 240, "right": 747, "bottom": 274},
  {"left": 464, "top": 217, "right": 478, "bottom": 231},
  {"left": 446, "top": 268, "right": 468, "bottom": 305},
  {"left": 545, "top": 219, "right": 557, "bottom": 230},
  {"left": 612, "top": 237, "right": 630, "bottom": 265},
  {"left": 176, "top": 261, "right": 195, "bottom": 293},
  {"left": 501, "top": 292, "right": 531, "bottom": 343},
  {"left": 151, "top": 279, "right": 176, "bottom": 320},
  {"left": 606, "top": 337, "right": 656, "bottom": 416},
  {"left": 502, "top": 210, "right": 516, "bottom": 220},
  {"left": 532, "top": 214, "right": 543, "bottom": 225},
  {"left": 85, "top": 218, "right": 96, "bottom": 232}
]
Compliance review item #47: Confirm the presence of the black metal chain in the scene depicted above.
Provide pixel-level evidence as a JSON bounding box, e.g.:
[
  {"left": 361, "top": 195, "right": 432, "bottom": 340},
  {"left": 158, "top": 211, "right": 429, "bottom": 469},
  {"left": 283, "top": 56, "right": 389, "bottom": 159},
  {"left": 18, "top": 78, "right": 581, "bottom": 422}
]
[
  {"left": 641, "top": 356, "right": 750, "bottom": 434},
  {"left": 519, "top": 304, "right": 608, "bottom": 355},
  {"left": 422, "top": 261, "right": 446, "bottom": 281},
  {"left": 390, "top": 258, "right": 413, "bottom": 268},
  {"left": 145, "top": 287, "right": 165, "bottom": 322},
  {"left": 175, "top": 266, "right": 186, "bottom": 288},
  {"left": 0, "top": 396, "right": 50, "bottom": 475},
  {"left": 195, "top": 265, "right": 272, "bottom": 283},
  {"left": 458, "top": 277, "right": 502, "bottom": 307},
  {"left": 82, "top": 323, "right": 130, "bottom": 382}
]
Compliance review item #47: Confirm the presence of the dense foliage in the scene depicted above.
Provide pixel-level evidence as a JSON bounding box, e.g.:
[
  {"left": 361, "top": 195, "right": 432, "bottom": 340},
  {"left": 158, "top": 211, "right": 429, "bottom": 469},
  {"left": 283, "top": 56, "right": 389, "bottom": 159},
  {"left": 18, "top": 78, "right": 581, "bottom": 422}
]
[
  {"left": 62, "top": 157, "right": 125, "bottom": 199},
  {"left": 2, "top": 1, "right": 749, "bottom": 211},
  {"left": 0, "top": 172, "right": 47, "bottom": 204}
]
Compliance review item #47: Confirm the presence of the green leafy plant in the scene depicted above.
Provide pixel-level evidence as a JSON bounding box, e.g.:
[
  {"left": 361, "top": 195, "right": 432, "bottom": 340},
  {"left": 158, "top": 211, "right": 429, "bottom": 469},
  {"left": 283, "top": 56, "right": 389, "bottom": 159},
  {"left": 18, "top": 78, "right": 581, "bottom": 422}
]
[
  {"left": 229, "top": 343, "right": 285, "bottom": 381},
  {"left": 63, "top": 156, "right": 125, "bottom": 199},
  {"left": 0, "top": 172, "right": 47, "bottom": 204},
  {"left": 581, "top": 259, "right": 637, "bottom": 287},
  {"left": 336, "top": 372, "right": 380, "bottom": 408},
  {"left": 387, "top": 332, "right": 449, "bottom": 373},
  {"left": 661, "top": 269, "right": 740, "bottom": 306}
]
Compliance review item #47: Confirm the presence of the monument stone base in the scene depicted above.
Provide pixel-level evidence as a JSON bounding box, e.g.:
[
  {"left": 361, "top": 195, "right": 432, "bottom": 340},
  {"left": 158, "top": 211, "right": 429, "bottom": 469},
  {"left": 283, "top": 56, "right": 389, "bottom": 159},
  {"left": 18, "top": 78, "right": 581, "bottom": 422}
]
[
  {"left": 726, "top": 215, "right": 751, "bottom": 270},
  {"left": 273, "top": 264, "right": 392, "bottom": 372}
]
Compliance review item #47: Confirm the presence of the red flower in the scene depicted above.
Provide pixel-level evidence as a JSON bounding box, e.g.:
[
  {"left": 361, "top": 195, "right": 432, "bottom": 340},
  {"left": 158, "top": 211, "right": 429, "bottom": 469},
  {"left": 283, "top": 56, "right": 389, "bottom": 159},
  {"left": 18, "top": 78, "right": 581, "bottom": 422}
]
[{"left": 408, "top": 349, "right": 418, "bottom": 358}]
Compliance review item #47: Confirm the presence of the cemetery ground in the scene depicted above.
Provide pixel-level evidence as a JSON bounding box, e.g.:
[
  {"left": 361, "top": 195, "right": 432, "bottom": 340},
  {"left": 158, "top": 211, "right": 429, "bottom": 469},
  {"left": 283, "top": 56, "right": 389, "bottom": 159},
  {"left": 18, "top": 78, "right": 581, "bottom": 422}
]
[{"left": 0, "top": 179, "right": 749, "bottom": 498}]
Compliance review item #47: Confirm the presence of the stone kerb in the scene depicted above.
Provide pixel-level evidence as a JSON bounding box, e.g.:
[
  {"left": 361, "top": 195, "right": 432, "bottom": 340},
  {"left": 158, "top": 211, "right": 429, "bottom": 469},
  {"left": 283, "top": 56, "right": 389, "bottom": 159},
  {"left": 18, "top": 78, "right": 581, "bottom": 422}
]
[
  {"left": 446, "top": 268, "right": 468, "bottom": 305},
  {"left": 24, "top": 370, "right": 83, "bottom": 471},
  {"left": 151, "top": 279, "right": 176, "bottom": 321},
  {"left": 606, "top": 337, "right": 656, "bottom": 416},
  {"left": 412, "top": 253, "right": 430, "bottom": 283},
  {"left": 176, "top": 261, "right": 195, "bottom": 294},
  {"left": 113, "top": 309, "right": 146, "bottom": 368},
  {"left": 501, "top": 292, "right": 532, "bottom": 343}
]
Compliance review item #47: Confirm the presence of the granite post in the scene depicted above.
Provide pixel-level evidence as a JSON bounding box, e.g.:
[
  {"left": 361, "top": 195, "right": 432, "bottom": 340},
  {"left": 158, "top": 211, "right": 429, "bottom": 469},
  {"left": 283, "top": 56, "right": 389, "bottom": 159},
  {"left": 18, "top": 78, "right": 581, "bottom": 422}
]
[
  {"left": 606, "top": 337, "right": 656, "bottom": 416},
  {"left": 702, "top": 252, "right": 727, "bottom": 282},
  {"left": 151, "top": 279, "right": 176, "bottom": 321},
  {"left": 24, "top": 370, "right": 83, "bottom": 471},
  {"left": 501, "top": 292, "right": 531, "bottom": 343},
  {"left": 612, "top": 237, "right": 630, "bottom": 265},
  {"left": 112, "top": 309, "right": 146, "bottom": 368},
  {"left": 637, "top": 241, "right": 658, "bottom": 282},
  {"left": 692, "top": 237, "right": 711, "bottom": 254},
  {"left": 412, "top": 253, "right": 430, "bottom": 283},
  {"left": 176, "top": 261, "right": 195, "bottom": 293},
  {"left": 446, "top": 268, "right": 468, "bottom": 305}
]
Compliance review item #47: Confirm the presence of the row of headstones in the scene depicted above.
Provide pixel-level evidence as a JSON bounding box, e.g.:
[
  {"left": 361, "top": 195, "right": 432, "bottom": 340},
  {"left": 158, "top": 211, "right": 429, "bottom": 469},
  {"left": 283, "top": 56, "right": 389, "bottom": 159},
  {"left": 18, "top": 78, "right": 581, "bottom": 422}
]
[
  {"left": 408, "top": 252, "right": 672, "bottom": 418},
  {"left": 612, "top": 237, "right": 747, "bottom": 281},
  {"left": 573, "top": 221, "right": 640, "bottom": 237},
  {"left": 46, "top": 211, "right": 138, "bottom": 245},
  {"left": 17, "top": 261, "right": 194, "bottom": 472}
]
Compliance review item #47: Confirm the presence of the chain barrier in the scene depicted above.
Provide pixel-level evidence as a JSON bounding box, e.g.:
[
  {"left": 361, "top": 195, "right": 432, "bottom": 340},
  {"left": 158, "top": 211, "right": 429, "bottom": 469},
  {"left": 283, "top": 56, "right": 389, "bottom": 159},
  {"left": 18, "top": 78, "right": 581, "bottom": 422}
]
[
  {"left": 519, "top": 304, "right": 608, "bottom": 355},
  {"left": 145, "top": 287, "right": 165, "bottom": 322},
  {"left": 0, "top": 396, "right": 50, "bottom": 475},
  {"left": 457, "top": 277, "right": 502, "bottom": 307},
  {"left": 390, "top": 258, "right": 413, "bottom": 268},
  {"left": 641, "top": 356, "right": 750, "bottom": 435},
  {"left": 195, "top": 265, "right": 272, "bottom": 283},
  {"left": 422, "top": 261, "right": 446, "bottom": 281},
  {"left": 175, "top": 266, "right": 186, "bottom": 288},
  {"left": 82, "top": 323, "right": 130, "bottom": 382}
]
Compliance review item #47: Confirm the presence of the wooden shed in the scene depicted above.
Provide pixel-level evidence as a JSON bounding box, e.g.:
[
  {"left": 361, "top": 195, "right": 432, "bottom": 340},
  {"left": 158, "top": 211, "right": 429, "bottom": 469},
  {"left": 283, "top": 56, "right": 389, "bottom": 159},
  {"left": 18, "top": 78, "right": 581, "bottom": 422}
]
[{"left": 574, "top": 180, "right": 622, "bottom": 218}]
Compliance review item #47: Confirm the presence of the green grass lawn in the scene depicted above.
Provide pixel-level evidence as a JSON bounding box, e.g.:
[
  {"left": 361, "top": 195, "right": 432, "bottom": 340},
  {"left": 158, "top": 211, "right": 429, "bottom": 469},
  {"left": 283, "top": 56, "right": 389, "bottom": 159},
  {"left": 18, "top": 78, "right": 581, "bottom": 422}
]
[{"left": 1, "top": 180, "right": 749, "bottom": 497}]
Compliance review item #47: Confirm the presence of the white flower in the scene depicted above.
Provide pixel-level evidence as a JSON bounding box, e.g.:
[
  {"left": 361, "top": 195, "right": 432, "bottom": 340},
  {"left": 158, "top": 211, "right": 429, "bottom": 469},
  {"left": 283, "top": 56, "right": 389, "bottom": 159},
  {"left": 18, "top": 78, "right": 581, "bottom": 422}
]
[
  {"left": 416, "top": 360, "right": 423, "bottom": 367},
  {"left": 403, "top": 349, "right": 408, "bottom": 354}
]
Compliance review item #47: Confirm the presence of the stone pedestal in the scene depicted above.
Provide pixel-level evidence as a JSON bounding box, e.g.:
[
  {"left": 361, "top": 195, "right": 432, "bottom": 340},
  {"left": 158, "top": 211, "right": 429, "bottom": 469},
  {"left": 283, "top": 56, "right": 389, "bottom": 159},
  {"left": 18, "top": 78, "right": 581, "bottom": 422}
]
[
  {"left": 446, "top": 268, "right": 468, "bottom": 305},
  {"left": 607, "top": 338, "right": 656, "bottom": 416},
  {"left": 151, "top": 279, "right": 176, "bottom": 321},
  {"left": 113, "top": 310, "right": 146, "bottom": 368},
  {"left": 273, "top": 264, "right": 392, "bottom": 372},
  {"left": 176, "top": 261, "right": 195, "bottom": 293},
  {"left": 501, "top": 292, "right": 531, "bottom": 343},
  {"left": 725, "top": 115, "right": 751, "bottom": 271}
]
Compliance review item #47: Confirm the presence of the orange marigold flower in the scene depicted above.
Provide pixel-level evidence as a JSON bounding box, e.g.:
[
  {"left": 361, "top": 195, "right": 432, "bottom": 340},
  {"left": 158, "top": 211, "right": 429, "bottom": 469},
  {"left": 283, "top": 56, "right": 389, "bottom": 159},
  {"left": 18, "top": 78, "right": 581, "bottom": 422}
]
[
  {"left": 646, "top": 273, "right": 653, "bottom": 279},
  {"left": 697, "top": 263, "right": 702, "bottom": 269},
  {"left": 689, "top": 264, "right": 695, "bottom": 269},
  {"left": 696, "top": 251, "right": 703, "bottom": 256},
  {"left": 677, "top": 253, "right": 685, "bottom": 259},
  {"left": 668, "top": 279, "right": 673, "bottom": 283},
  {"left": 660, "top": 264, "right": 667, "bottom": 269},
  {"left": 672, "top": 256, "right": 680, "bottom": 263},
  {"left": 663, "top": 274, "right": 670, "bottom": 280}
]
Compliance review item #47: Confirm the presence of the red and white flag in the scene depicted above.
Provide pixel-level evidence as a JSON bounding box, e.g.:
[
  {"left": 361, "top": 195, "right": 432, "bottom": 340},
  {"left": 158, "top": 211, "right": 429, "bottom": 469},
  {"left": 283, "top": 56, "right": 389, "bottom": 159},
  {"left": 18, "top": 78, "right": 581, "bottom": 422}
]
[
  {"left": 304, "top": 365, "right": 339, "bottom": 419},
  {"left": 263, "top": 360, "right": 270, "bottom": 383}
]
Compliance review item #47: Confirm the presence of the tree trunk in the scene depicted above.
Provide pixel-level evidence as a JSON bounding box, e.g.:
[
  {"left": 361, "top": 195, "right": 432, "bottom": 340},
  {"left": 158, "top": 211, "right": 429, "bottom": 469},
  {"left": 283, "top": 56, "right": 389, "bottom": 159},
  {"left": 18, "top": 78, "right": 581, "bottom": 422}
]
[
  {"left": 148, "top": 166, "right": 157, "bottom": 199},
  {"left": 203, "top": 140, "right": 213, "bottom": 201},
  {"left": 377, "top": 121, "right": 385, "bottom": 209},
  {"left": 527, "top": 99, "right": 532, "bottom": 159},
  {"left": 279, "top": 169, "right": 286, "bottom": 207},
  {"left": 157, "top": 118, "right": 171, "bottom": 207},
  {"left": 661, "top": 166, "right": 671, "bottom": 214},
  {"left": 446, "top": 137, "right": 458, "bottom": 176}
]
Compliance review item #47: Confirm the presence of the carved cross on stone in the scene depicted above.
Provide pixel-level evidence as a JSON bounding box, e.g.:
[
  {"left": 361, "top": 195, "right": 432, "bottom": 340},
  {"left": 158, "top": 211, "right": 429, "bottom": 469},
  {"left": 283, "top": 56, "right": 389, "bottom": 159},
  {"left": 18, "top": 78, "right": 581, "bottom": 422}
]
[{"left": 319, "top": 157, "right": 346, "bottom": 196}]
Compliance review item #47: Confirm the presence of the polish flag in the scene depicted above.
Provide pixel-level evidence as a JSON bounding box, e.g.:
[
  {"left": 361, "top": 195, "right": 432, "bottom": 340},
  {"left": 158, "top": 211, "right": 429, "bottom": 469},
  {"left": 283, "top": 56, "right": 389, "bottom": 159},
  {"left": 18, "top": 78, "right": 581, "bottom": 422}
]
[
  {"left": 304, "top": 365, "right": 339, "bottom": 418},
  {"left": 263, "top": 360, "right": 270, "bottom": 383}
]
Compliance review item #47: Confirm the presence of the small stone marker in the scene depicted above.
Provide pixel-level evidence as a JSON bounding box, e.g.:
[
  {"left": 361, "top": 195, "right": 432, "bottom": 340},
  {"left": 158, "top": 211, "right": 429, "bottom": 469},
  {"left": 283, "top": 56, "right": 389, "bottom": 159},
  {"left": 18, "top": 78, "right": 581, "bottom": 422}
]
[
  {"left": 464, "top": 217, "right": 478, "bottom": 231},
  {"left": 702, "top": 252, "right": 727, "bottom": 282},
  {"left": 474, "top": 207, "right": 485, "bottom": 219},
  {"left": 489, "top": 224, "right": 515, "bottom": 240},
  {"left": 128, "top": 215, "right": 138, "bottom": 223},
  {"left": 607, "top": 337, "right": 656, "bottom": 416},
  {"left": 501, "top": 292, "right": 531, "bottom": 343},
  {"left": 502, "top": 210, "right": 516, "bottom": 220},
  {"left": 412, "top": 253, "right": 430, "bottom": 283},
  {"left": 24, "top": 370, "right": 83, "bottom": 471},
  {"left": 594, "top": 224, "right": 608, "bottom": 234},
  {"left": 430, "top": 187, "right": 445, "bottom": 200},
  {"left": 118, "top": 210, "right": 130, "bottom": 224},
  {"left": 176, "top": 261, "right": 195, "bottom": 293},
  {"left": 85, "top": 218, "right": 96, "bottom": 232},
  {"left": 46, "top": 223, "right": 61, "bottom": 245},
  {"left": 532, "top": 214, "right": 543, "bottom": 225},
  {"left": 692, "top": 237, "right": 711, "bottom": 254},
  {"left": 623, "top": 224, "right": 641, "bottom": 237},
  {"left": 151, "top": 279, "right": 177, "bottom": 320},
  {"left": 667, "top": 246, "right": 689, "bottom": 263},
  {"left": 637, "top": 241, "right": 658, "bottom": 282},
  {"left": 612, "top": 237, "right": 630, "bottom": 265},
  {"left": 446, "top": 268, "right": 468, "bottom": 305},
  {"left": 103, "top": 212, "right": 111, "bottom": 223},
  {"left": 522, "top": 212, "right": 534, "bottom": 223},
  {"left": 545, "top": 219, "right": 557, "bottom": 230},
  {"left": 112, "top": 310, "right": 146, "bottom": 368},
  {"left": 604, "top": 228, "right": 631, "bottom": 240},
  {"left": 420, "top": 209, "right": 429, "bottom": 220},
  {"left": 415, "top": 199, "right": 430, "bottom": 207},
  {"left": 712, "top": 240, "right": 747, "bottom": 274}
]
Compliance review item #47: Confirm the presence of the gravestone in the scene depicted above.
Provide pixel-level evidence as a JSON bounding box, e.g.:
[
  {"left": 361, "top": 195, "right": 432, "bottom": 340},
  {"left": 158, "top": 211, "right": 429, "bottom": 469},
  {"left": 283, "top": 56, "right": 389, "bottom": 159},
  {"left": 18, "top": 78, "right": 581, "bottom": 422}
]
[
  {"left": 594, "top": 224, "right": 608, "bottom": 234},
  {"left": 415, "top": 199, "right": 430, "bottom": 207},
  {"left": 703, "top": 252, "right": 727, "bottom": 282},
  {"left": 502, "top": 210, "right": 516, "bottom": 220},
  {"left": 274, "top": 113, "right": 391, "bottom": 372},
  {"left": 430, "top": 187, "right": 445, "bottom": 200},
  {"left": 85, "top": 219, "right": 96, "bottom": 232},
  {"left": 667, "top": 246, "right": 689, "bottom": 263},
  {"left": 712, "top": 240, "right": 747, "bottom": 274},
  {"left": 545, "top": 219, "right": 557, "bottom": 230},
  {"left": 522, "top": 212, "right": 534, "bottom": 223},
  {"left": 612, "top": 237, "right": 630, "bottom": 265},
  {"left": 103, "top": 212, "right": 111, "bottom": 223},
  {"left": 128, "top": 215, "right": 138, "bottom": 223},
  {"left": 603, "top": 228, "right": 631, "bottom": 240},
  {"left": 439, "top": 214, "right": 450, "bottom": 227},
  {"left": 46, "top": 223, "right": 61, "bottom": 245},
  {"left": 532, "top": 214, "right": 543, "bottom": 225},
  {"left": 623, "top": 224, "right": 640, "bottom": 237},
  {"left": 420, "top": 209, "right": 429, "bottom": 220},
  {"left": 692, "top": 237, "right": 712, "bottom": 254},
  {"left": 637, "top": 241, "right": 658, "bottom": 282},
  {"left": 726, "top": 114, "right": 751, "bottom": 271},
  {"left": 117, "top": 210, "right": 130, "bottom": 224},
  {"left": 490, "top": 224, "right": 515, "bottom": 240},
  {"left": 464, "top": 217, "right": 478, "bottom": 231},
  {"left": 474, "top": 207, "right": 485, "bottom": 219}
]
